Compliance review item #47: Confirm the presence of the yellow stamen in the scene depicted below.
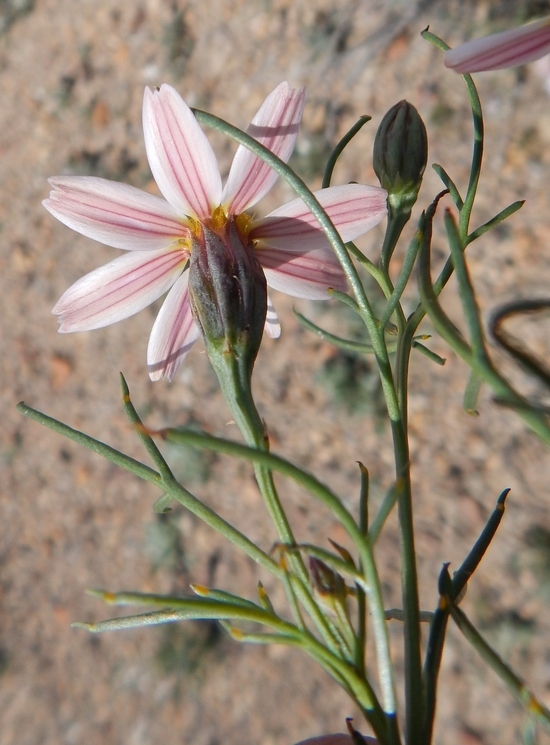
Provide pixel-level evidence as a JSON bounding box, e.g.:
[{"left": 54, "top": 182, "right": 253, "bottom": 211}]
[
  {"left": 210, "top": 204, "right": 228, "bottom": 232},
  {"left": 235, "top": 211, "right": 253, "bottom": 239}
]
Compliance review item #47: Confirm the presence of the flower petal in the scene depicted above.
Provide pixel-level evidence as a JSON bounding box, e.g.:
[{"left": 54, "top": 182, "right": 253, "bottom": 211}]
[
  {"left": 147, "top": 271, "right": 201, "bottom": 381},
  {"left": 251, "top": 184, "right": 387, "bottom": 252},
  {"left": 445, "top": 15, "right": 550, "bottom": 73},
  {"left": 43, "top": 176, "right": 187, "bottom": 250},
  {"left": 260, "top": 247, "right": 347, "bottom": 299},
  {"left": 143, "top": 84, "right": 222, "bottom": 219},
  {"left": 265, "top": 294, "right": 281, "bottom": 338},
  {"left": 223, "top": 82, "right": 305, "bottom": 213},
  {"left": 53, "top": 248, "right": 187, "bottom": 332}
]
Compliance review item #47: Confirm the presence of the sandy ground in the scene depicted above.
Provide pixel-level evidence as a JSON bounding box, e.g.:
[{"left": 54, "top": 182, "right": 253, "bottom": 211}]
[{"left": 3, "top": 0, "right": 550, "bottom": 744}]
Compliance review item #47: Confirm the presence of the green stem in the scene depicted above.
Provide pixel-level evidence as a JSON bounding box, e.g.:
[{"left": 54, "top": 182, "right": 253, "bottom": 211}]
[
  {"left": 379, "top": 202, "right": 413, "bottom": 275},
  {"left": 323, "top": 115, "right": 372, "bottom": 188},
  {"left": 380, "top": 224, "right": 423, "bottom": 330}
]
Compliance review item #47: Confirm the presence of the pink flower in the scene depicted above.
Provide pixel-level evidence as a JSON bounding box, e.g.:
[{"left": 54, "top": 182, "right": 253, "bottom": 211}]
[
  {"left": 445, "top": 15, "right": 550, "bottom": 73},
  {"left": 44, "top": 83, "right": 387, "bottom": 381}
]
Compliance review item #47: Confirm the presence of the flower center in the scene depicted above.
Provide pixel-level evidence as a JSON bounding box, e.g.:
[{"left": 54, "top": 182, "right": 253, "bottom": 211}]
[{"left": 181, "top": 207, "right": 255, "bottom": 267}]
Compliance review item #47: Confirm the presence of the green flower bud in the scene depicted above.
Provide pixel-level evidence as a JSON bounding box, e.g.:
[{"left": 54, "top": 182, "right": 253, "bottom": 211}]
[
  {"left": 188, "top": 211, "right": 267, "bottom": 384},
  {"left": 373, "top": 100, "right": 428, "bottom": 212}
]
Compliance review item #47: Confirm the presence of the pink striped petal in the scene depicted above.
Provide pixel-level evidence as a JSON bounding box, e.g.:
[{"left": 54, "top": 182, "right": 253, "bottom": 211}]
[
  {"left": 43, "top": 176, "right": 186, "bottom": 251},
  {"left": 147, "top": 272, "right": 200, "bottom": 381},
  {"left": 264, "top": 295, "right": 281, "bottom": 338},
  {"left": 223, "top": 82, "right": 305, "bottom": 214},
  {"left": 143, "top": 85, "right": 222, "bottom": 220},
  {"left": 445, "top": 15, "right": 550, "bottom": 73},
  {"left": 53, "top": 248, "right": 187, "bottom": 332},
  {"left": 251, "top": 184, "right": 387, "bottom": 252},
  {"left": 259, "top": 247, "right": 348, "bottom": 300}
]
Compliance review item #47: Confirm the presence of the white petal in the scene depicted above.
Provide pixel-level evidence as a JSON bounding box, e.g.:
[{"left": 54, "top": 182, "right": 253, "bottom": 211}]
[
  {"left": 44, "top": 176, "right": 186, "bottom": 250},
  {"left": 53, "top": 248, "right": 187, "bottom": 332},
  {"left": 223, "top": 82, "right": 305, "bottom": 213},
  {"left": 264, "top": 294, "right": 281, "bottom": 338},
  {"left": 251, "top": 184, "right": 387, "bottom": 252},
  {"left": 260, "top": 247, "right": 347, "bottom": 300},
  {"left": 143, "top": 85, "right": 222, "bottom": 219},
  {"left": 147, "top": 272, "right": 200, "bottom": 381},
  {"left": 445, "top": 15, "right": 550, "bottom": 73}
]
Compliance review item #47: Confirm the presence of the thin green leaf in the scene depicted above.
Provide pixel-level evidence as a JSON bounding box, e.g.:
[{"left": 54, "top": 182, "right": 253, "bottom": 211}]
[
  {"left": 444, "top": 210, "right": 489, "bottom": 360},
  {"left": 223, "top": 625, "right": 304, "bottom": 646},
  {"left": 16, "top": 402, "right": 161, "bottom": 486},
  {"left": 74, "top": 597, "right": 295, "bottom": 633},
  {"left": 120, "top": 373, "right": 175, "bottom": 481},
  {"left": 416, "top": 199, "right": 473, "bottom": 363},
  {"left": 467, "top": 200, "right": 524, "bottom": 244},
  {"left": 256, "top": 582, "right": 275, "bottom": 613},
  {"left": 449, "top": 602, "right": 550, "bottom": 733},
  {"left": 412, "top": 341, "right": 446, "bottom": 366},
  {"left": 323, "top": 115, "right": 372, "bottom": 189},
  {"left": 423, "top": 491, "right": 509, "bottom": 744},
  {"left": 293, "top": 309, "right": 378, "bottom": 353},
  {"left": 422, "top": 27, "right": 484, "bottom": 242},
  {"left": 369, "top": 478, "right": 405, "bottom": 544},
  {"left": 451, "top": 488, "right": 509, "bottom": 600},
  {"left": 432, "top": 163, "right": 463, "bottom": 209},
  {"left": 190, "top": 584, "right": 264, "bottom": 611}
]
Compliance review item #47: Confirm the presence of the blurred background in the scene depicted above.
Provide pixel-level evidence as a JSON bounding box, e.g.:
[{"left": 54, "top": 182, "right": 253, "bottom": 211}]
[{"left": 2, "top": 0, "right": 550, "bottom": 743}]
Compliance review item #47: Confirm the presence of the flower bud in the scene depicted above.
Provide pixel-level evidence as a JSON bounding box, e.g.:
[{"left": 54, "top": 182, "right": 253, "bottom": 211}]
[
  {"left": 373, "top": 100, "right": 428, "bottom": 212},
  {"left": 188, "top": 213, "right": 267, "bottom": 381},
  {"left": 309, "top": 558, "right": 348, "bottom": 615}
]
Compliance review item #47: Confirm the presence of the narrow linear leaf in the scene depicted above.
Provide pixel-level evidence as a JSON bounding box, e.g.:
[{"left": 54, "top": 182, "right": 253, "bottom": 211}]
[
  {"left": 432, "top": 163, "right": 463, "bottom": 209},
  {"left": 449, "top": 602, "right": 550, "bottom": 733},
  {"left": 444, "top": 210, "right": 488, "bottom": 359},
  {"left": 17, "top": 402, "right": 160, "bottom": 485},
  {"left": 423, "top": 491, "right": 509, "bottom": 743},
  {"left": 223, "top": 625, "right": 303, "bottom": 646},
  {"left": 120, "top": 373, "right": 175, "bottom": 481},
  {"left": 467, "top": 200, "right": 524, "bottom": 244},
  {"left": 451, "top": 488, "right": 509, "bottom": 599},
  {"left": 412, "top": 341, "right": 446, "bottom": 366},
  {"left": 190, "top": 584, "right": 263, "bottom": 611},
  {"left": 369, "top": 478, "right": 405, "bottom": 544},
  {"left": 293, "top": 309, "right": 378, "bottom": 353},
  {"left": 323, "top": 115, "right": 372, "bottom": 189}
]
